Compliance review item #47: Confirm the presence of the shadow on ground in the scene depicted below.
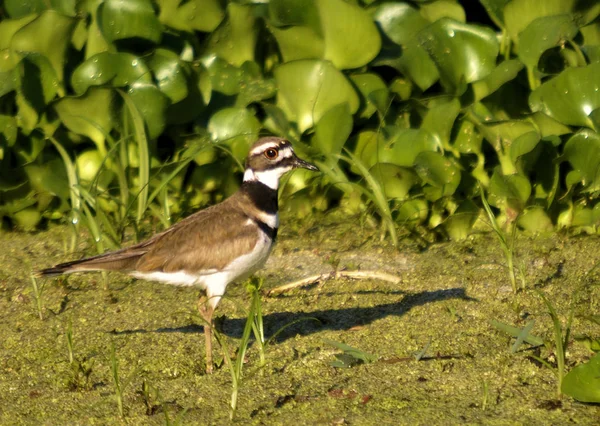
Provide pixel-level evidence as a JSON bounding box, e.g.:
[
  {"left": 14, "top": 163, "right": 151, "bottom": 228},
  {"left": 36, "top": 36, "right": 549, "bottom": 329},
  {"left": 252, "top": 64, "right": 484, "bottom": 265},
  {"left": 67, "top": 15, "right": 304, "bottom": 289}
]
[{"left": 110, "top": 287, "right": 474, "bottom": 342}]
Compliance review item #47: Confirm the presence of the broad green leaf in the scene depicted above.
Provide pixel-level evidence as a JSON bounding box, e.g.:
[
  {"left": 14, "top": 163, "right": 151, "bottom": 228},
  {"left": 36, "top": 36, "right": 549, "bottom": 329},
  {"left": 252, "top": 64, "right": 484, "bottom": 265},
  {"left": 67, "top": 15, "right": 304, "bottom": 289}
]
[
  {"left": 479, "top": 0, "right": 511, "bottom": 27},
  {"left": 312, "top": 103, "right": 352, "bottom": 157},
  {"left": 208, "top": 107, "right": 261, "bottom": 161},
  {"left": 443, "top": 200, "right": 479, "bottom": 240},
  {"left": 71, "top": 52, "right": 153, "bottom": 95},
  {"left": 421, "top": 98, "right": 461, "bottom": 150},
  {"left": 472, "top": 59, "right": 524, "bottom": 101},
  {"left": 202, "top": 55, "right": 243, "bottom": 96},
  {"left": 510, "top": 131, "right": 540, "bottom": 165},
  {"left": 157, "top": 0, "right": 224, "bottom": 32},
  {"left": 397, "top": 199, "right": 429, "bottom": 225},
  {"left": 99, "top": 0, "right": 162, "bottom": 44},
  {"left": 128, "top": 83, "right": 170, "bottom": 140},
  {"left": 4, "top": 0, "right": 77, "bottom": 18},
  {"left": 373, "top": 128, "right": 438, "bottom": 168},
  {"left": 318, "top": 0, "right": 380, "bottom": 69},
  {"left": 235, "top": 62, "right": 277, "bottom": 108},
  {"left": 275, "top": 60, "right": 359, "bottom": 133},
  {"left": 269, "top": 0, "right": 380, "bottom": 69},
  {"left": 15, "top": 56, "right": 59, "bottom": 113},
  {"left": 414, "top": 151, "right": 461, "bottom": 200},
  {"left": 453, "top": 118, "right": 483, "bottom": 155},
  {"left": 518, "top": 206, "right": 553, "bottom": 233},
  {"left": 529, "top": 112, "right": 571, "bottom": 137},
  {"left": 10, "top": 10, "right": 77, "bottom": 82},
  {"left": 0, "top": 15, "right": 37, "bottom": 51},
  {"left": 207, "top": 3, "right": 257, "bottom": 67},
  {"left": 479, "top": 119, "right": 537, "bottom": 153},
  {"left": 518, "top": 15, "right": 579, "bottom": 69},
  {"left": 503, "top": 0, "right": 576, "bottom": 44},
  {"left": 562, "top": 353, "right": 600, "bottom": 403},
  {"left": 373, "top": 3, "right": 439, "bottom": 91},
  {"left": 53, "top": 87, "right": 115, "bottom": 153},
  {"left": 562, "top": 130, "right": 600, "bottom": 191},
  {"left": 350, "top": 73, "right": 389, "bottom": 119},
  {"left": 418, "top": 18, "right": 499, "bottom": 94},
  {"left": 488, "top": 169, "right": 531, "bottom": 210},
  {"left": 370, "top": 164, "right": 417, "bottom": 200},
  {"left": 529, "top": 63, "right": 600, "bottom": 129},
  {"left": 147, "top": 49, "right": 189, "bottom": 103},
  {"left": 420, "top": 1, "right": 466, "bottom": 23}
]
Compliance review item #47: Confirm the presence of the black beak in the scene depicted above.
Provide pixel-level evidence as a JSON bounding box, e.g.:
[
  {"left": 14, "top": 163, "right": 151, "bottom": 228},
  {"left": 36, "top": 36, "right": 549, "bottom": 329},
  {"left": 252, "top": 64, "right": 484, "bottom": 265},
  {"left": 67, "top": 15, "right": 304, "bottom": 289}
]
[{"left": 293, "top": 156, "right": 319, "bottom": 171}]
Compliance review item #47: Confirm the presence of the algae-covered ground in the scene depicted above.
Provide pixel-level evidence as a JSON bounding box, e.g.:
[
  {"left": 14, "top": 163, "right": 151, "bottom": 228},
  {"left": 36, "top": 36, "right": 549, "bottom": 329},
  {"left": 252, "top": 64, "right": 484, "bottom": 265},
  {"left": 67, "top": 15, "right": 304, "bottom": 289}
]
[{"left": 1, "top": 215, "right": 600, "bottom": 425}]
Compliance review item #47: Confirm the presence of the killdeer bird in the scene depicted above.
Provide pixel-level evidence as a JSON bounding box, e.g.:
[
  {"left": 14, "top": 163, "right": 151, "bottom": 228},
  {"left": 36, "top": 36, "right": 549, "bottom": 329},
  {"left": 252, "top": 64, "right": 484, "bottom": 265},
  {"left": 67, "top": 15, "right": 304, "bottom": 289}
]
[{"left": 38, "top": 137, "right": 318, "bottom": 373}]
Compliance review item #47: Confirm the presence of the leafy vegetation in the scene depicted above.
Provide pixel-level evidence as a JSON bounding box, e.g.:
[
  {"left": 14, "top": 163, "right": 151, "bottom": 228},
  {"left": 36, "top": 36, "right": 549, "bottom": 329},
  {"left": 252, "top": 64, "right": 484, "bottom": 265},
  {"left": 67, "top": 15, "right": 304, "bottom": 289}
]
[{"left": 0, "top": 0, "right": 599, "bottom": 242}]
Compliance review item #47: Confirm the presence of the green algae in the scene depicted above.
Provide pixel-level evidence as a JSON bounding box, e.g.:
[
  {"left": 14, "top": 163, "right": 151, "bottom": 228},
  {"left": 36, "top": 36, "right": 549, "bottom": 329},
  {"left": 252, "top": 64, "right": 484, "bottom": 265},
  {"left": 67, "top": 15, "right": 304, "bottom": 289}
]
[{"left": 1, "top": 218, "right": 600, "bottom": 424}]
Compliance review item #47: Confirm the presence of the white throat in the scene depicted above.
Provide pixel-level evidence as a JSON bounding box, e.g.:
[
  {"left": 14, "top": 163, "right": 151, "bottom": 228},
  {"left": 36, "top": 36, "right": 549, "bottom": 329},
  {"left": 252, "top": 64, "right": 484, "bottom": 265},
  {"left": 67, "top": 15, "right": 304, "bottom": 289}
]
[{"left": 244, "top": 167, "right": 288, "bottom": 190}]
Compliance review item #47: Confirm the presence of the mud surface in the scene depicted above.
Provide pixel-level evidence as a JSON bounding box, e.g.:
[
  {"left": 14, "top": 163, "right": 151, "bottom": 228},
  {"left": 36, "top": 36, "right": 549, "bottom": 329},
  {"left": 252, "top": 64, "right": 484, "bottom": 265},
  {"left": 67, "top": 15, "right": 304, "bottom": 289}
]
[{"left": 1, "top": 216, "right": 599, "bottom": 424}]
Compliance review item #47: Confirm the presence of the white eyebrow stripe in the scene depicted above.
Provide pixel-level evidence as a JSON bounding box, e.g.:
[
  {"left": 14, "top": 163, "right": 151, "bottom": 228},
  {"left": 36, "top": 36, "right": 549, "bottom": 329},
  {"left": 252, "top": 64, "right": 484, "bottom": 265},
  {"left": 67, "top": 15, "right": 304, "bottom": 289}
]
[{"left": 250, "top": 142, "right": 280, "bottom": 155}]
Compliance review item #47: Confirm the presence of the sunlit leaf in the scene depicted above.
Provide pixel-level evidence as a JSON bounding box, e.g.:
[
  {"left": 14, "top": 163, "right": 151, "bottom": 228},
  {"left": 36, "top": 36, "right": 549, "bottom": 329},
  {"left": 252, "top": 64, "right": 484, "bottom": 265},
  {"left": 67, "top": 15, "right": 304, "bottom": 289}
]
[
  {"left": 529, "top": 63, "right": 600, "bottom": 129},
  {"left": 128, "top": 83, "right": 170, "bottom": 140},
  {"left": 518, "top": 206, "right": 553, "bottom": 233},
  {"left": 312, "top": 103, "right": 352, "bottom": 157},
  {"left": 10, "top": 10, "right": 77, "bottom": 82},
  {"left": 443, "top": 200, "right": 479, "bottom": 240},
  {"left": 373, "top": 128, "right": 438, "bottom": 168},
  {"left": 275, "top": 59, "right": 359, "bottom": 133},
  {"left": 562, "top": 353, "right": 600, "bottom": 403},
  {"left": 53, "top": 87, "right": 115, "bottom": 153},
  {"left": 419, "top": 1, "right": 466, "bottom": 23},
  {"left": 414, "top": 151, "right": 461, "bottom": 200},
  {"left": 71, "top": 52, "right": 153, "bottom": 95},
  {"left": 472, "top": 59, "right": 524, "bottom": 101},
  {"left": 518, "top": 15, "right": 578, "bottom": 69},
  {"left": 99, "top": 0, "right": 162, "bottom": 45},
  {"left": 503, "top": 0, "right": 576, "bottom": 44},
  {"left": 562, "top": 130, "right": 600, "bottom": 191},
  {"left": 208, "top": 107, "right": 261, "bottom": 161},
  {"left": 157, "top": 0, "right": 224, "bottom": 32},
  {"left": 488, "top": 169, "right": 531, "bottom": 210},
  {"left": 421, "top": 98, "right": 461, "bottom": 150},
  {"left": 207, "top": 3, "right": 257, "bottom": 66},
  {"left": 418, "top": 18, "right": 499, "bottom": 94},
  {"left": 147, "top": 49, "right": 189, "bottom": 103},
  {"left": 370, "top": 164, "right": 418, "bottom": 200}
]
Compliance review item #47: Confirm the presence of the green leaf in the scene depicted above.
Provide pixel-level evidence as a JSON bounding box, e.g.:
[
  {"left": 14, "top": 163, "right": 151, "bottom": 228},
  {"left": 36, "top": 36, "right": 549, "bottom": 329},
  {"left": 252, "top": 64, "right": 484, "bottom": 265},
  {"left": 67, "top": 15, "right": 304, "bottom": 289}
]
[
  {"left": 518, "top": 15, "right": 579, "bottom": 69},
  {"left": 312, "top": 103, "right": 352, "bottom": 157},
  {"left": 373, "top": 3, "right": 439, "bottom": 91},
  {"left": 369, "top": 164, "right": 417, "bottom": 200},
  {"left": 4, "top": 0, "right": 77, "bottom": 18},
  {"left": 418, "top": 18, "right": 499, "bottom": 94},
  {"left": 269, "top": 0, "right": 380, "bottom": 69},
  {"left": 10, "top": 10, "right": 77, "bottom": 83},
  {"left": 419, "top": 1, "right": 466, "bottom": 23},
  {"left": 208, "top": 107, "right": 261, "bottom": 161},
  {"left": 397, "top": 199, "right": 429, "bottom": 225},
  {"left": 147, "top": 49, "right": 189, "bottom": 103},
  {"left": 275, "top": 59, "right": 359, "bottom": 133},
  {"left": 71, "top": 52, "right": 153, "bottom": 95},
  {"left": 562, "top": 130, "right": 600, "bottom": 191},
  {"left": 443, "top": 200, "right": 479, "bottom": 240},
  {"left": 479, "top": 0, "right": 511, "bottom": 27},
  {"left": 317, "top": 0, "right": 380, "bottom": 69},
  {"left": 472, "top": 59, "right": 524, "bottom": 101},
  {"left": 157, "top": 0, "right": 224, "bottom": 33},
  {"left": 529, "top": 63, "right": 600, "bottom": 129},
  {"left": 53, "top": 87, "right": 115, "bottom": 153},
  {"left": 350, "top": 73, "right": 389, "bottom": 119},
  {"left": 374, "top": 128, "right": 438, "bottom": 168},
  {"left": 414, "top": 151, "right": 461, "bottom": 200},
  {"left": 488, "top": 169, "right": 531, "bottom": 210},
  {"left": 206, "top": 3, "right": 257, "bottom": 67},
  {"left": 518, "top": 206, "right": 553, "bottom": 233},
  {"left": 99, "top": 0, "right": 162, "bottom": 45},
  {"left": 503, "top": 0, "right": 576, "bottom": 44},
  {"left": 562, "top": 353, "right": 600, "bottom": 403},
  {"left": 128, "top": 83, "right": 170, "bottom": 140},
  {"left": 421, "top": 98, "right": 461, "bottom": 150}
]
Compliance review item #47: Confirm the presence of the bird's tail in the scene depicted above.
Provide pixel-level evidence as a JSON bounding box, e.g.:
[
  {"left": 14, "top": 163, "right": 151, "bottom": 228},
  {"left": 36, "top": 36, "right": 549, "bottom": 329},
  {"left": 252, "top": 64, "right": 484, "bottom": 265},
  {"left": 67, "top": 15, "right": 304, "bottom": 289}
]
[{"left": 36, "top": 250, "right": 145, "bottom": 278}]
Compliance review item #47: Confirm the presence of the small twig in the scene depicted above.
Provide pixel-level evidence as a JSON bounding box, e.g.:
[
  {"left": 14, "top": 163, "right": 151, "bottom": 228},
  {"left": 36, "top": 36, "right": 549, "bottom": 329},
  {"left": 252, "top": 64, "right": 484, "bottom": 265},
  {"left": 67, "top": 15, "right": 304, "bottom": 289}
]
[{"left": 266, "top": 270, "right": 402, "bottom": 296}]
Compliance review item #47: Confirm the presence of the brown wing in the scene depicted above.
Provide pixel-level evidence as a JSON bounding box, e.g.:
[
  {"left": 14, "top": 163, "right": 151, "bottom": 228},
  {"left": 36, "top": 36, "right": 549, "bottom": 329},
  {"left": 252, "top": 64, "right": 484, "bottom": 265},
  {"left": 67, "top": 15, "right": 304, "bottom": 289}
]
[
  {"left": 134, "top": 201, "right": 258, "bottom": 273},
  {"left": 37, "top": 194, "right": 258, "bottom": 276}
]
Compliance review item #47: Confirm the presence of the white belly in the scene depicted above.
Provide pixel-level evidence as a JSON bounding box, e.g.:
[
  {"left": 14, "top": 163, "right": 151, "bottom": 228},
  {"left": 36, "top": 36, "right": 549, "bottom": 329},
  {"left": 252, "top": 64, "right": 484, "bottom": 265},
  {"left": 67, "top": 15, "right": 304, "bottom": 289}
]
[{"left": 131, "top": 228, "right": 274, "bottom": 309}]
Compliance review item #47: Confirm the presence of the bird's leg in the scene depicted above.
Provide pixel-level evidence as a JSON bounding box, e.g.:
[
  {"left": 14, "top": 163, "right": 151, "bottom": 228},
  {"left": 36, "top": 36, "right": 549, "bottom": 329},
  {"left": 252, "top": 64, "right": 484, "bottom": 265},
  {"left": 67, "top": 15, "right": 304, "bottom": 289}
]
[{"left": 197, "top": 296, "right": 215, "bottom": 374}]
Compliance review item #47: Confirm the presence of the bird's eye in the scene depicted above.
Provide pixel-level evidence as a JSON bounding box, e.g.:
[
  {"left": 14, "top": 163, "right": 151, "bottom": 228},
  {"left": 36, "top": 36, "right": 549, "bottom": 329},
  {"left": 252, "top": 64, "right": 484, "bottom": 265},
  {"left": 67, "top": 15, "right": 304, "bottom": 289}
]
[{"left": 264, "top": 148, "right": 279, "bottom": 159}]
